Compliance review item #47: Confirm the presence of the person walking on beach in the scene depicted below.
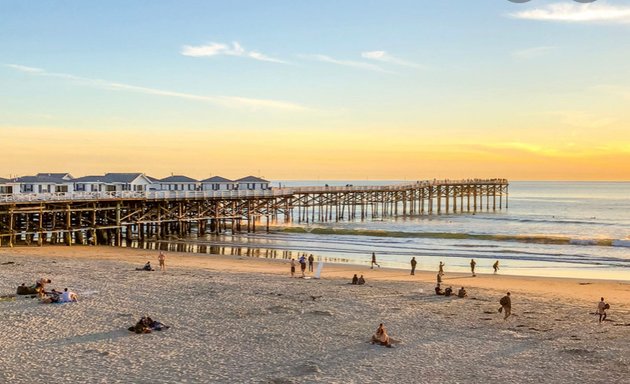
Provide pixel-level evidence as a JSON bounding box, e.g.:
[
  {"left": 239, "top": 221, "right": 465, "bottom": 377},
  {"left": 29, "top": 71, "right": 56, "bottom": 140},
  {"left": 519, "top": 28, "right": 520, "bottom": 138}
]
[
  {"left": 493, "top": 260, "right": 500, "bottom": 274},
  {"left": 308, "top": 254, "right": 314, "bottom": 272},
  {"left": 371, "top": 252, "right": 380, "bottom": 269},
  {"left": 436, "top": 273, "right": 442, "bottom": 284},
  {"left": 438, "top": 261, "right": 445, "bottom": 275},
  {"left": 290, "top": 258, "right": 296, "bottom": 277},
  {"left": 470, "top": 259, "right": 476, "bottom": 277},
  {"left": 298, "top": 255, "right": 307, "bottom": 277},
  {"left": 499, "top": 292, "right": 511, "bottom": 320},
  {"left": 597, "top": 297, "right": 608, "bottom": 323},
  {"left": 410, "top": 257, "right": 417, "bottom": 275},
  {"left": 158, "top": 251, "right": 166, "bottom": 272}
]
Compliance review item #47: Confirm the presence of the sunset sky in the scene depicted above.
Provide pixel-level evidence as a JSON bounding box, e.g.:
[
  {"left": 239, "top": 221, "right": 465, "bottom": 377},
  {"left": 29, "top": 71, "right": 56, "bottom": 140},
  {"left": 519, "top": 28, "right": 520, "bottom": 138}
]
[{"left": 2, "top": 1, "right": 630, "bottom": 181}]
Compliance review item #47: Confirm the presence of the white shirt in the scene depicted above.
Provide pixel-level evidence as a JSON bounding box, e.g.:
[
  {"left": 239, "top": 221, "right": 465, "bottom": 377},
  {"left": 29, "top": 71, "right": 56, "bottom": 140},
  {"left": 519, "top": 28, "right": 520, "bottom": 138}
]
[{"left": 61, "top": 291, "right": 76, "bottom": 302}]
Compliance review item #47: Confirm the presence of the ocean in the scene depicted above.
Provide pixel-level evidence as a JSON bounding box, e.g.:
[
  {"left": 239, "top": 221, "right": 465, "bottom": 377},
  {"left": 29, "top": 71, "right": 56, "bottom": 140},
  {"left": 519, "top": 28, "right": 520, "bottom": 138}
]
[{"left": 140, "top": 181, "right": 630, "bottom": 281}]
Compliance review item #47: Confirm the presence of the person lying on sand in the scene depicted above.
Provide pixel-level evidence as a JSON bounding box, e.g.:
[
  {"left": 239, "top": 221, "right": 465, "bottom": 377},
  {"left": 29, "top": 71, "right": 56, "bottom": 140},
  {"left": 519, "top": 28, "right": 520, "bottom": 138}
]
[
  {"left": 435, "top": 284, "right": 444, "bottom": 295},
  {"left": 371, "top": 323, "right": 392, "bottom": 347},
  {"left": 40, "top": 289, "right": 62, "bottom": 304},
  {"left": 457, "top": 287, "right": 467, "bottom": 298},
  {"left": 128, "top": 316, "right": 170, "bottom": 334},
  {"left": 60, "top": 288, "right": 78, "bottom": 303}
]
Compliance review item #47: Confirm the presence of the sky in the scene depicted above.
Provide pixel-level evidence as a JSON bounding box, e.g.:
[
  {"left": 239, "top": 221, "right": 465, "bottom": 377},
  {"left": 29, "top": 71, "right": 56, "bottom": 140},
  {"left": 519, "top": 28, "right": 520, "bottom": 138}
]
[{"left": 1, "top": 0, "right": 630, "bottom": 181}]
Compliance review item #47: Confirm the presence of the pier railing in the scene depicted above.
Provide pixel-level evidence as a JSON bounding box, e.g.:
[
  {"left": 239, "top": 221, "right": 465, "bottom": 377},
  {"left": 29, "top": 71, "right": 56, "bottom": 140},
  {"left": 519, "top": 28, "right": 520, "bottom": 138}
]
[{"left": 0, "top": 179, "right": 508, "bottom": 204}]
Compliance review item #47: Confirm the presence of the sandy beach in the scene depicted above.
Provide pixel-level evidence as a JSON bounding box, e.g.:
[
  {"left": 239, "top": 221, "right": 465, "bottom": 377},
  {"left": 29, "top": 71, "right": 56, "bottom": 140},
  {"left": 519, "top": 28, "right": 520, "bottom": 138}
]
[{"left": 1, "top": 246, "right": 629, "bottom": 383}]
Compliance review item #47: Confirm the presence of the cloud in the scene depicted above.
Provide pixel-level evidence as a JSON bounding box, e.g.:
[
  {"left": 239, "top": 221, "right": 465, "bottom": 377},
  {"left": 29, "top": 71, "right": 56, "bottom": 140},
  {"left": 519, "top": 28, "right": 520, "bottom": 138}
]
[
  {"left": 181, "top": 41, "right": 288, "bottom": 64},
  {"left": 5, "top": 64, "right": 45, "bottom": 73},
  {"left": 510, "top": 2, "right": 630, "bottom": 23},
  {"left": 302, "top": 54, "right": 392, "bottom": 73},
  {"left": 361, "top": 51, "right": 421, "bottom": 68},
  {"left": 4, "top": 64, "right": 306, "bottom": 111},
  {"left": 511, "top": 46, "right": 555, "bottom": 59}
]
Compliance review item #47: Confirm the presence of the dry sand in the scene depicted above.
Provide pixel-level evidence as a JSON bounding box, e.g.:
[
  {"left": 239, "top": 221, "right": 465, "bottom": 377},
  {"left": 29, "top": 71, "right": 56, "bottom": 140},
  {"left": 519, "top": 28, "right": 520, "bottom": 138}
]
[{"left": 1, "top": 246, "right": 629, "bottom": 383}]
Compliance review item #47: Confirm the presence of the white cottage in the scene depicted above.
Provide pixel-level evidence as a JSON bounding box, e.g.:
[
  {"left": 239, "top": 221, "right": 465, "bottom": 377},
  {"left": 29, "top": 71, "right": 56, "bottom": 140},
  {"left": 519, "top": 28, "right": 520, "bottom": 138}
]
[
  {"left": 158, "top": 175, "right": 199, "bottom": 191},
  {"left": 16, "top": 174, "right": 75, "bottom": 193},
  {"left": 235, "top": 176, "right": 270, "bottom": 191},
  {"left": 200, "top": 176, "right": 236, "bottom": 191},
  {"left": 74, "top": 173, "right": 152, "bottom": 192},
  {"left": 0, "top": 177, "right": 18, "bottom": 195}
]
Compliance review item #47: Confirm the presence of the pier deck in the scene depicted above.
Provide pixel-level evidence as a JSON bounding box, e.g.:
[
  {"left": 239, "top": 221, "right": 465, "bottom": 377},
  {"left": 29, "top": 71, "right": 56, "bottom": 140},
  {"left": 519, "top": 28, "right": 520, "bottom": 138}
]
[{"left": 0, "top": 179, "right": 508, "bottom": 247}]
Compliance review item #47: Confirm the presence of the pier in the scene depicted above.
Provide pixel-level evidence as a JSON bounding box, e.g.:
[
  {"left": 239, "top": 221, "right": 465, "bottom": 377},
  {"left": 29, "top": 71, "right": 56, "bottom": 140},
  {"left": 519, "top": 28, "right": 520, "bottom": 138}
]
[{"left": 0, "top": 179, "right": 508, "bottom": 247}]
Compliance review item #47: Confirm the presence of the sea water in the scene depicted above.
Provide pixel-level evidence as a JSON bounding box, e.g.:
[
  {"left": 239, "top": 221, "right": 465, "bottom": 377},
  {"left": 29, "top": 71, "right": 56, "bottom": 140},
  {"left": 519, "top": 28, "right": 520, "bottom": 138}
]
[{"left": 139, "top": 181, "right": 630, "bottom": 281}]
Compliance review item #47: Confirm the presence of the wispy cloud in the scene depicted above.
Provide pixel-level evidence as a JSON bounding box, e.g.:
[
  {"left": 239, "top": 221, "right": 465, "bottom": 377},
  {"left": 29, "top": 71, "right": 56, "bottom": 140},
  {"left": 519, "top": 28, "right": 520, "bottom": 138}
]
[
  {"left": 511, "top": 46, "right": 555, "bottom": 60},
  {"left": 510, "top": 2, "right": 630, "bottom": 23},
  {"left": 361, "top": 51, "right": 421, "bottom": 68},
  {"left": 181, "top": 41, "right": 288, "bottom": 64},
  {"left": 5, "top": 64, "right": 306, "bottom": 111},
  {"left": 301, "top": 54, "right": 392, "bottom": 73}
]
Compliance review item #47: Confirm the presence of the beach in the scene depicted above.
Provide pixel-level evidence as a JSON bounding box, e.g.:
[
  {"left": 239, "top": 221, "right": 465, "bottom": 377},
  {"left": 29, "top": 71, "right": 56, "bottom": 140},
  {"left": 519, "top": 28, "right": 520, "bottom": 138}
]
[{"left": 1, "top": 246, "right": 629, "bottom": 383}]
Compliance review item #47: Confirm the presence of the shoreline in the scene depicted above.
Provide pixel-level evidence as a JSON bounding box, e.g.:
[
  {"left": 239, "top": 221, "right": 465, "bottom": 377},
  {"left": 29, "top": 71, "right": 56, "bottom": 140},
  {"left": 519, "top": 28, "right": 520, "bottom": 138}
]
[{"left": 2, "top": 245, "right": 630, "bottom": 307}]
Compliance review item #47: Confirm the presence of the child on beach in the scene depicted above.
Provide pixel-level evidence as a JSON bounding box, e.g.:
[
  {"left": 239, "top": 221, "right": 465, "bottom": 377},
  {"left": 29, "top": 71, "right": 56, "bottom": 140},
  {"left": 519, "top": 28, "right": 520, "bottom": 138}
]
[
  {"left": 158, "top": 251, "right": 166, "bottom": 272},
  {"left": 438, "top": 261, "right": 445, "bottom": 275},
  {"left": 470, "top": 259, "right": 476, "bottom": 276},
  {"left": 493, "top": 260, "right": 500, "bottom": 274},
  {"left": 358, "top": 275, "right": 366, "bottom": 285},
  {"left": 290, "top": 258, "right": 296, "bottom": 277}
]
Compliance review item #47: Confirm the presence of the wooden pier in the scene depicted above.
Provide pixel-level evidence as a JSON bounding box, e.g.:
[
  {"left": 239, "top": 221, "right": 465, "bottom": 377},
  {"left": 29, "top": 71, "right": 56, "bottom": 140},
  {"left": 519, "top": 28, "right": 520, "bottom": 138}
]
[{"left": 0, "top": 179, "right": 508, "bottom": 247}]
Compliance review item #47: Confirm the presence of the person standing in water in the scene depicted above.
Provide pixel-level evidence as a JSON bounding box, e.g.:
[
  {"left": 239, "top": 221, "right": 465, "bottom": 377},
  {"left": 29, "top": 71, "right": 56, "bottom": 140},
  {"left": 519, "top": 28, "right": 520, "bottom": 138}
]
[
  {"left": 493, "top": 260, "right": 500, "bottom": 274},
  {"left": 371, "top": 252, "right": 380, "bottom": 269},
  {"left": 470, "top": 259, "right": 476, "bottom": 277},
  {"left": 410, "top": 257, "right": 417, "bottom": 275}
]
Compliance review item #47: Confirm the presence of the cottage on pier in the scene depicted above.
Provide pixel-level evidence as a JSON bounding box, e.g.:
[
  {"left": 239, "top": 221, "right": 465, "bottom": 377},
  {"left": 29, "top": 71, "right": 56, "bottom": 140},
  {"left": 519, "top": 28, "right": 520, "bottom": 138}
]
[
  {"left": 200, "top": 176, "right": 236, "bottom": 191},
  {"left": 235, "top": 176, "right": 270, "bottom": 191},
  {"left": 0, "top": 177, "right": 18, "bottom": 195},
  {"left": 74, "top": 173, "right": 152, "bottom": 192},
  {"left": 15, "top": 174, "right": 74, "bottom": 193},
  {"left": 158, "top": 175, "right": 199, "bottom": 191}
]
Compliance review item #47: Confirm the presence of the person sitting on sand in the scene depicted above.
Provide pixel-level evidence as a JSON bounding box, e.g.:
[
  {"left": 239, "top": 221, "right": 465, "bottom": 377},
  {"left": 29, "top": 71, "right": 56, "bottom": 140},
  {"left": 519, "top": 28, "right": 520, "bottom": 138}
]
[
  {"left": 136, "top": 261, "right": 153, "bottom": 271},
  {"left": 371, "top": 323, "right": 392, "bottom": 347},
  {"left": 457, "top": 287, "right": 468, "bottom": 298},
  {"left": 35, "top": 278, "right": 52, "bottom": 297},
  {"left": 358, "top": 275, "right": 366, "bottom": 285},
  {"left": 60, "top": 288, "right": 78, "bottom": 303},
  {"left": 444, "top": 286, "right": 453, "bottom": 297},
  {"left": 352, "top": 274, "right": 358, "bottom": 285},
  {"left": 435, "top": 284, "right": 444, "bottom": 295}
]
